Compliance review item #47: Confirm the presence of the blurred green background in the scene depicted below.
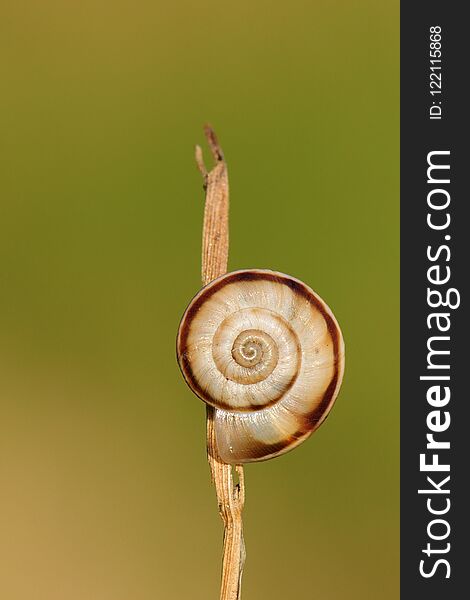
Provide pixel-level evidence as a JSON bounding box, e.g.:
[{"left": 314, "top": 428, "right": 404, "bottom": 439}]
[{"left": 0, "top": 1, "right": 398, "bottom": 598}]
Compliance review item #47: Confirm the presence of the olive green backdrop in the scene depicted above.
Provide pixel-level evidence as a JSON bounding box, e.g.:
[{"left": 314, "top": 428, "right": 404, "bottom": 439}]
[{"left": 0, "top": 1, "right": 399, "bottom": 598}]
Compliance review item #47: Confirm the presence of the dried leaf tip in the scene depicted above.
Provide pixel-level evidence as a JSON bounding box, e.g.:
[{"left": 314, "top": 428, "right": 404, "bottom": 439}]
[{"left": 203, "top": 124, "right": 225, "bottom": 162}]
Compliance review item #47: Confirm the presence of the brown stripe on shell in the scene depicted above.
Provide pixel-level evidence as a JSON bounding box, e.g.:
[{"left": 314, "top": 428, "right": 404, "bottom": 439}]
[{"left": 177, "top": 269, "right": 342, "bottom": 424}]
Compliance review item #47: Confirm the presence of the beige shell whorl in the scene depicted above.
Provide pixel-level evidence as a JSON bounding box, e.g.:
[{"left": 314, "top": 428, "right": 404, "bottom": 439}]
[{"left": 177, "top": 269, "right": 344, "bottom": 464}]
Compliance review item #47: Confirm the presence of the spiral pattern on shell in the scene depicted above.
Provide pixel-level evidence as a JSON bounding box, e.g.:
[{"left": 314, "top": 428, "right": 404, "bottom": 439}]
[{"left": 177, "top": 269, "right": 345, "bottom": 464}]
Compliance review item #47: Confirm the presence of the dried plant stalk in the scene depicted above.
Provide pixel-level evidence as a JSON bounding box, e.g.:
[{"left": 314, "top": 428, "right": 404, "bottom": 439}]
[{"left": 195, "top": 125, "right": 246, "bottom": 600}]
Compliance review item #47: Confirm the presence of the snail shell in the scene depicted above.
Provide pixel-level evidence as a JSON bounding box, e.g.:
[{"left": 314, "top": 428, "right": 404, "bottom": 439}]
[{"left": 177, "top": 269, "right": 345, "bottom": 464}]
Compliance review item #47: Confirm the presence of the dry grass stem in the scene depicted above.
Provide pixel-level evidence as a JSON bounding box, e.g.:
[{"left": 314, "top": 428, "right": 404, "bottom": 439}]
[{"left": 196, "top": 125, "right": 246, "bottom": 600}]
